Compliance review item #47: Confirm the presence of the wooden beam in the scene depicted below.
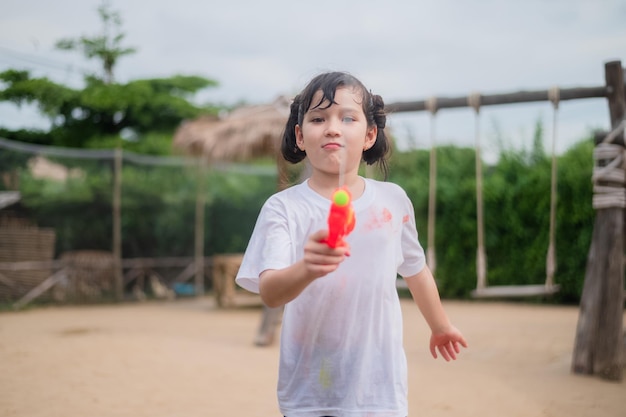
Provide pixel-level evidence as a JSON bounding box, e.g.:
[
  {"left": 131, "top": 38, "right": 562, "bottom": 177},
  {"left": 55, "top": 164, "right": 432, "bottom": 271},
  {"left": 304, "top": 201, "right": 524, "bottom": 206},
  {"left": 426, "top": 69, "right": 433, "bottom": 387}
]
[
  {"left": 13, "top": 269, "right": 67, "bottom": 310},
  {"left": 572, "top": 60, "right": 625, "bottom": 382},
  {"left": 112, "top": 147, "right": 123, "bottom": 301},
  {"left": 0, "top": 272, "right": 15, "bottom": 288},
  {"left": 194, "top": 158, "right": 207, "bottom": 296},
  {"left": 386, "top": 86, "right": 609, "bottom": 113},
  {"left": 0, "top": 260, "right": 65, "bottom": 271},
  {"left": 0, "top": 257, "right": 213, "bottom": 271},
  {"left": 172, "top": 262, "right": 196, "bottom": 284},
  {"left": 606, "top": 61, "right": 626, "bottom": 125},
  {"left": 472, "top": 284, "right": 560, "bottom": 298}
]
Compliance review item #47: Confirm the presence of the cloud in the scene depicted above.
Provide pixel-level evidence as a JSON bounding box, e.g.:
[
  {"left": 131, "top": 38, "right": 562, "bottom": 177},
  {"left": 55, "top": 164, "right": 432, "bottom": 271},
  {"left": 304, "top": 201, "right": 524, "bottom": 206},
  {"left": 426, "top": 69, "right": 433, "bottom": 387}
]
[{"left": 1, "top": 0, "right": 624, "bottom": 153}]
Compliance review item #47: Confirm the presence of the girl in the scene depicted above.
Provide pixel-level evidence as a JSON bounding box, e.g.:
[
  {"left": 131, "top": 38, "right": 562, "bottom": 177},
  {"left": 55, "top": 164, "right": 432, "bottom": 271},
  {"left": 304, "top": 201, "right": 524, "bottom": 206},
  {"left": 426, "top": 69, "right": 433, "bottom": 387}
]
[{"left": 236, "top": 71, "right": 467, "bottom": 417}]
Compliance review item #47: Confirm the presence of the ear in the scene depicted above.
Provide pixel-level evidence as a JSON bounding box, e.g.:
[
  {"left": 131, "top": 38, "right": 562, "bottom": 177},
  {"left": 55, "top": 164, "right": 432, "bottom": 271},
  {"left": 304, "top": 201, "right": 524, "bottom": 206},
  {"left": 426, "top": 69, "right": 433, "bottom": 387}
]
[
  {"left": 363, "top": 125, "right": 377, "bottom": 151},
  {"left": 295, "top": 124, "right": 305, "bottom": 150}
]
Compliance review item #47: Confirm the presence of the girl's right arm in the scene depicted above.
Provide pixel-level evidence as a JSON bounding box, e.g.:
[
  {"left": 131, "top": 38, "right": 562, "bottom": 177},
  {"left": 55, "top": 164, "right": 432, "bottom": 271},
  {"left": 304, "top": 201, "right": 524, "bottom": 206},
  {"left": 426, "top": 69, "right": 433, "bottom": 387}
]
[{"left": 258, "top": 229, "right": 349, "bottom": 307}]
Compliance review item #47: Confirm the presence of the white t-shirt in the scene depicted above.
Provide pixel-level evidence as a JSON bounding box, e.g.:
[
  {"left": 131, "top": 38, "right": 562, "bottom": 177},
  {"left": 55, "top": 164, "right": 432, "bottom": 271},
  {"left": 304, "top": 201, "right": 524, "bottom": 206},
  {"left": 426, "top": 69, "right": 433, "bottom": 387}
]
[{"left": 236, "top": 178, "right": 426, "bottom": 417}]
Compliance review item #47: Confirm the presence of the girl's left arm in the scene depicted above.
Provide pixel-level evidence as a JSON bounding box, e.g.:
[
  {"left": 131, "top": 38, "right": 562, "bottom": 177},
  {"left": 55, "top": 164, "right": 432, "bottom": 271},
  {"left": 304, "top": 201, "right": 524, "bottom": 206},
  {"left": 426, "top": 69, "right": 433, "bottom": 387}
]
[{"left": 403, "top": 266, "right": 468, "bottom": 360}]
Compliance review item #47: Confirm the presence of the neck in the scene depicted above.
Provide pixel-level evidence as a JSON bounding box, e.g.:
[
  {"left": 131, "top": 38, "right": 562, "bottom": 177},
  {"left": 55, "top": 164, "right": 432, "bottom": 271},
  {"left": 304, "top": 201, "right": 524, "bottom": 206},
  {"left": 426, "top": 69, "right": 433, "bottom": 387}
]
[{"left": 308, "top": 171, "right": 364, "bottom": 200}]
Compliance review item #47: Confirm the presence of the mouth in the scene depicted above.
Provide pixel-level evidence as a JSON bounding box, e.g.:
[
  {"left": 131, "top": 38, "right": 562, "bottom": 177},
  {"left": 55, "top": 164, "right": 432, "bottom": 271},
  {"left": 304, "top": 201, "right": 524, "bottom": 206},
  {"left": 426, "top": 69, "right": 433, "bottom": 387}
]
[{"left": 322, "top": 143, "right": 344, "bottom": 150}]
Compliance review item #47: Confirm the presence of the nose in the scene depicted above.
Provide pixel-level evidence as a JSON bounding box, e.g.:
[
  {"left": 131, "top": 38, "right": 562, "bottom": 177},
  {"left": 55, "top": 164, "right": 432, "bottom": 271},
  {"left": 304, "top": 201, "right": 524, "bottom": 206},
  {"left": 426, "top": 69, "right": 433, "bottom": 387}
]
[{"left": 324, "top": 118, "right": 341, "bottom": 137}]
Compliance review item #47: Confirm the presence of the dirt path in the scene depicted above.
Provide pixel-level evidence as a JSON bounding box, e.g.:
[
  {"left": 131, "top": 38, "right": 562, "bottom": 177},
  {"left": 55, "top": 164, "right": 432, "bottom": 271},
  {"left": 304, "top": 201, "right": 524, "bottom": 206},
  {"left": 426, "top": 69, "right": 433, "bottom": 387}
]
[{"left": 0, "top": 297, "right": 624, "bottom": 417}]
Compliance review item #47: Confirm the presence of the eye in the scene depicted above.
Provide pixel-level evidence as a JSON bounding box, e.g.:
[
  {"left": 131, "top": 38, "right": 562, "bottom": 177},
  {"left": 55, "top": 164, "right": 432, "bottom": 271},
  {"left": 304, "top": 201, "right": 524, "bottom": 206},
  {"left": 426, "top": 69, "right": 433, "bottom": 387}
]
[
  {"left": 310, "top": 117, "right": 324, "bottom": 123},
  {"left": 342, "top": 116, "right": 356, "bottom": 123}
]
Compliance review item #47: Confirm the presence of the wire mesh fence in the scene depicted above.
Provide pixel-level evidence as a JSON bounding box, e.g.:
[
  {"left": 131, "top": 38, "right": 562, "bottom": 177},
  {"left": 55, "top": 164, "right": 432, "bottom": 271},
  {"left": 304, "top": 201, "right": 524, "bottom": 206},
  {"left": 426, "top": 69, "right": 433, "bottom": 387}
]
[{"left": 0, "top": 137, "right": 276, "bottom": 306}]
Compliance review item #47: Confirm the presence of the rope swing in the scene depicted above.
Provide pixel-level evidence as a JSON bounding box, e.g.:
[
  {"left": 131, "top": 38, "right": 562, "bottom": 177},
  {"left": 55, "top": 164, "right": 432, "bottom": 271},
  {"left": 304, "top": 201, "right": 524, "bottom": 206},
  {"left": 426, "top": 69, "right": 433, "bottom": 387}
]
[
  {"left": 545, "top": 87, "right": 560, "bottom": 291},
  {"left": 426, "top": 97, "right": 438, "bottom": 274},
  {"left": 471, "top": 89, "right": 561, "bottom": 298},
  {"left": 468, "top": 93, "right": 488, "bottom": 294}
]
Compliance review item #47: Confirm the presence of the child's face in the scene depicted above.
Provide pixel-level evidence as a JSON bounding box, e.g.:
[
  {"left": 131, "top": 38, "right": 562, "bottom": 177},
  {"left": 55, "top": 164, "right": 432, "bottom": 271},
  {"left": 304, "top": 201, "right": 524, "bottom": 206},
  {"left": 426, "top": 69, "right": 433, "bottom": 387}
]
[{"left": 295, "top": 87, "right": 377, "bottom": 179}]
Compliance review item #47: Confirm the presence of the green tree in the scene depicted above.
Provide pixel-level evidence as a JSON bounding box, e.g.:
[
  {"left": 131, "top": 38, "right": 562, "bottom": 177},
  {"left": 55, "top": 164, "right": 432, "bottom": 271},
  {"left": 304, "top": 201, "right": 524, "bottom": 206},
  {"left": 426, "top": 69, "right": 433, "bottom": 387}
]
[
  {"left": 0, "top": 70, "right": 217, "bottom": 148},
  {"left": 55, "top": 0, "right": 136, "bottom": 84},
  {"left": 529, "top": 118, "right": 545, "bottom": 164},
  {"left": 0, "top": 1, "right": 219, "bottom": 150}
]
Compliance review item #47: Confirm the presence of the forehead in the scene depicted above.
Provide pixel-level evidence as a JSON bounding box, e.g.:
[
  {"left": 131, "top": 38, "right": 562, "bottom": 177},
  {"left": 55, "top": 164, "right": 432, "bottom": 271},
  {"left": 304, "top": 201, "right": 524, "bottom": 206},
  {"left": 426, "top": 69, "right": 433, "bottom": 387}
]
[{"left": 309, "top": 87, "right": 364, "bottom": 110}]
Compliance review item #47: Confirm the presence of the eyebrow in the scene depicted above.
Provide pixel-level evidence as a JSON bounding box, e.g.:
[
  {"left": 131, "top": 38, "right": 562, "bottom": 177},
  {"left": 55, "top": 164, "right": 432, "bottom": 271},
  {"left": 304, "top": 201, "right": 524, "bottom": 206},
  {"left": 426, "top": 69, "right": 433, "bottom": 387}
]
[{"left": 308, "top": 102, "right": 361, "bottom": 113}]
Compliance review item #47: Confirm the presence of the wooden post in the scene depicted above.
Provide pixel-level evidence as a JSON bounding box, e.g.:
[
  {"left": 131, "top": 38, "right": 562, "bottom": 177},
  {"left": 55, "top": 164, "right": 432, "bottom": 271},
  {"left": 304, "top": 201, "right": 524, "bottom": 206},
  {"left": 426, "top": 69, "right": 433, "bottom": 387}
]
[
  {"left": 254, "top": 151, "right": 301, "bottom": 346},
  {"left": 112, "top": 148, "right": 123, "bottom": 301},
  {"left": 572, "top": 60, "right": 625, "bottom": 381},
  {"left": 194, "top": 157, "right": 207, "bottom": 296}
]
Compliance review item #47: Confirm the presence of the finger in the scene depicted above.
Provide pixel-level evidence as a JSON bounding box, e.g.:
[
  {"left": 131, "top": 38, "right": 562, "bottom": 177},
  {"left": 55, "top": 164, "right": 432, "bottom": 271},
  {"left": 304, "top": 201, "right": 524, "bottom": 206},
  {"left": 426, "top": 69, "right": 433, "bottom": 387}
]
[
  {"left": 430, "top": 344, "right": 437, "bottom": 359},
  {"left": 459, "top": 336, "right": 469, "bottom": 348},
  {"left": 309, "top": 250, "right": 344, "bottom": 261},
  {"left": 310, "top": 229, "right": 329, "bottom": 241},
  {"left": 438, "top": 345, "right": 451, "bottom": 361},
  {"left": 313, "top": 244, "right": 348, "bottom": 258},
  {"left": 340, "top": 242, "right": 351, "bottom": 257},
  {"left": 446, "top": 343, "right": 457, "bottom": 360},
  {"left": 305, "top": 248, "right": 345, "bottom": 264}
]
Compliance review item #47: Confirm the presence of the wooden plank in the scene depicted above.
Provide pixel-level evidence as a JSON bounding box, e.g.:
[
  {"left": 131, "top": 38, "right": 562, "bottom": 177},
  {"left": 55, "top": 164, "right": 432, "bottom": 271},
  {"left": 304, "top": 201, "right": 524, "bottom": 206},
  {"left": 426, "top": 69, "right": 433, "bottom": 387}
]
[
  {"left": 13, "top": 269, "right": 67, "bottom": 309},
  {"left": 121, "top": 257, "right": 211, "bottom": 268},
  {"left": 0, "top": 272, "right": 15, "bottom": 288},
  {"left": 0, "top": 257, "right": 214, "bottom": 271},
  {"left": 122, "top": 257, "right": 190, "bottom": 268},
  {"left": 0, "top": 260, "right": 65, "bottom": 271},
  {"left": 172, "top": 262, "right": 195, "bottom": 284},
  {"left": 472, "top": 285, "right": 560, "bottom": 298},
  {"left": 123, "top": 268, "right": 145, "bottom": 286}
]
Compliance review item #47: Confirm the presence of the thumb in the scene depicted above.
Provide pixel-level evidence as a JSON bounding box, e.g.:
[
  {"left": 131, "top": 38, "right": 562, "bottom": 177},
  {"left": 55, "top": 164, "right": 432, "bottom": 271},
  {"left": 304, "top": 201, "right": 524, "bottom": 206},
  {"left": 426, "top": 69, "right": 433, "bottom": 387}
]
[{"left": 310, "top": 229, "right": 329, "bottom": 242}]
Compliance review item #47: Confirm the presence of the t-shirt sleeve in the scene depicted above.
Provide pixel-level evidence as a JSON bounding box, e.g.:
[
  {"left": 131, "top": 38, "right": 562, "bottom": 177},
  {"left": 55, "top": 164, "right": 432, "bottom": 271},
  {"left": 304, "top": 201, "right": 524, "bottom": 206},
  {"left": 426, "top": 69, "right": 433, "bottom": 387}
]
[
  {"left": 235, "top": 196, "right": 293, "bottom": 294},
  {"left": 396, "top": 190, "right": 426, "bottom": 278}
]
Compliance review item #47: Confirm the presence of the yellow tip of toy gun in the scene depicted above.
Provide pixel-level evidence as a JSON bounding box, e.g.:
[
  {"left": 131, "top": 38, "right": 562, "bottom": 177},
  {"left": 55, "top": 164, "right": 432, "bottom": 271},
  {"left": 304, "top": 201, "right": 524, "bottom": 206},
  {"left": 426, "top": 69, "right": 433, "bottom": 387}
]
[{"left": 332, "top": 189, "right": 350, "bottom": 206}]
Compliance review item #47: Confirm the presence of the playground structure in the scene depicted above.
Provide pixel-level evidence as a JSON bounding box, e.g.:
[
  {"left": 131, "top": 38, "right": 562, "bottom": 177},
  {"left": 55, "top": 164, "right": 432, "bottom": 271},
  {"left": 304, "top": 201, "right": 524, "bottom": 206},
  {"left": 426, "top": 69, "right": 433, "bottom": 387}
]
[
  {"left": 0, "top": 61, "right": 623, "bottom": 381},
  {"left": 385, "top": 60, "right": 625, "bottom": 381}
]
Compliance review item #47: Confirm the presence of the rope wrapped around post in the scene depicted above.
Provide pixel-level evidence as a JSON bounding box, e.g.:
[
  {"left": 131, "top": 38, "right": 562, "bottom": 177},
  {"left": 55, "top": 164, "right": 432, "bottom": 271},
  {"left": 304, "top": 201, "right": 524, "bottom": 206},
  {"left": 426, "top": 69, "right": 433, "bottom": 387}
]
[{"left": 592, "top": 120, "right": 626, "bottom": 209}]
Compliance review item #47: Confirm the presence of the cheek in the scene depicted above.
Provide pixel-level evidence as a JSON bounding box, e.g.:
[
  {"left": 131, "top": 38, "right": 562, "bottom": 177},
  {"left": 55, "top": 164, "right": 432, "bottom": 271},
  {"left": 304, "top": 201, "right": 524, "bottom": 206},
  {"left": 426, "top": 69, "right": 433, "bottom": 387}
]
[{"left": 300, "top": 125, "right": 324, "bottom": 143}]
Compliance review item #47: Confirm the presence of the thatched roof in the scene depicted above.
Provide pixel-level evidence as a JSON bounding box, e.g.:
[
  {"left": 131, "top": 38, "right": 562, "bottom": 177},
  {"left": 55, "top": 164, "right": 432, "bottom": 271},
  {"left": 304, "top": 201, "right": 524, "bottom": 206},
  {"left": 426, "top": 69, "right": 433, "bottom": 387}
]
[{"left": 173, "top": 96, "right": 291, "bottom": 162}]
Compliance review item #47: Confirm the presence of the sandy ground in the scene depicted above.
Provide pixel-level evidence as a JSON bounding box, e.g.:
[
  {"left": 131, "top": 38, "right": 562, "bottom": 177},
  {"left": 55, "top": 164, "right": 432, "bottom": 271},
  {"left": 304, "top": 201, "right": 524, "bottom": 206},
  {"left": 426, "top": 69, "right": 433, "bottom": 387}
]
[{"left": 0, "top": 295, "right": 624, "bottom": 417}]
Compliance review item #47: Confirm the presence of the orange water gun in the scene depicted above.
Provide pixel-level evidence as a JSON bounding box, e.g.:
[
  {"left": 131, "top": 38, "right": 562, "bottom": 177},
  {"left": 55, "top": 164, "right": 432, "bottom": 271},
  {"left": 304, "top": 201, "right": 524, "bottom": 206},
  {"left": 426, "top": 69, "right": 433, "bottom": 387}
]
[{"left": 323, "top": 187, "right": 356, "bottom": 248}]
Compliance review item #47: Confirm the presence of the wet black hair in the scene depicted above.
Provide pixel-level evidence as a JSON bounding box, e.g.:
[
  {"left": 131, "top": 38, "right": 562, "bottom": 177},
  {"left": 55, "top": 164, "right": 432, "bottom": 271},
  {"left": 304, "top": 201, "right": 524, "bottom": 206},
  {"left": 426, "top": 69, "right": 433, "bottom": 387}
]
[{"left": 280, "top": 71, "right": 390, "bottom": 178}]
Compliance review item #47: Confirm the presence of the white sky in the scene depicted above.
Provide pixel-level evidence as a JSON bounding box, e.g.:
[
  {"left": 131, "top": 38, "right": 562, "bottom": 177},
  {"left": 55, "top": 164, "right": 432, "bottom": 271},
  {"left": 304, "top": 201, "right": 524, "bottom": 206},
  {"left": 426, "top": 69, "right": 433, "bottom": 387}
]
[{"left": 1, "top": 0, "right": 625, "bottom": 159}]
